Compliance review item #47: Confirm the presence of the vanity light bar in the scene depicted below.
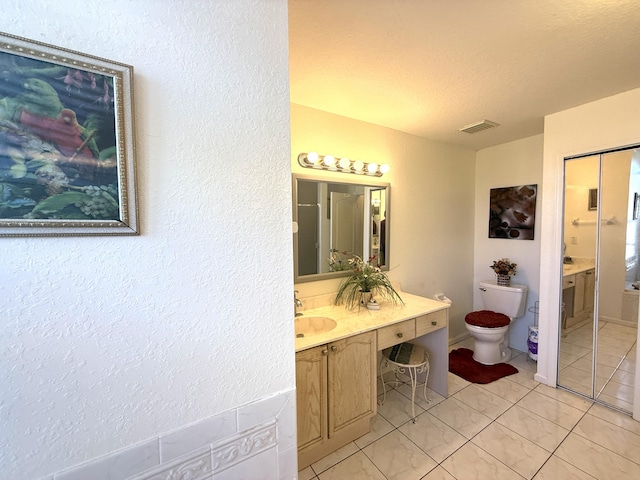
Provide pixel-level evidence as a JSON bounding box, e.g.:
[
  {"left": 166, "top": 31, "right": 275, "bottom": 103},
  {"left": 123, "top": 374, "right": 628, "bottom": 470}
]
[{"left": 298, "top": 152, "right": 389, "bottom": 177}]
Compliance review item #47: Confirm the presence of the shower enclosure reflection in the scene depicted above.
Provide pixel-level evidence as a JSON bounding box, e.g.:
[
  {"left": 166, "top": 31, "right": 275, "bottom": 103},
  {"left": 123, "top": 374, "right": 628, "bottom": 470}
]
[
  {"left": 558, "top": 147, "right": 640, "bottom": 412},
  {"left": 293, "top": 174, "right": 390, "bottom": 283}
]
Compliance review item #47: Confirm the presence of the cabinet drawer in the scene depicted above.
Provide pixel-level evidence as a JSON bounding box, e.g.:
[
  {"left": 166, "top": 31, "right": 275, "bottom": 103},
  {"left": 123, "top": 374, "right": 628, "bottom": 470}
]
[
  {"left": 377, "top": 319, "right": 415, "bottom": 350},
  {"left": 563, "top": 274, "right": 576, "bottom": 290},
  {"left": 415, "top": 309, "right": 447, "bottom": 336}
]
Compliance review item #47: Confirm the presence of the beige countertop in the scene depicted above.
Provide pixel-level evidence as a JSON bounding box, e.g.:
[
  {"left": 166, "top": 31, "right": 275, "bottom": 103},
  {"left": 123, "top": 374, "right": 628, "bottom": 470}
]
[
  {"left": 563, "top": 262, "right": 595, "bottom": 277},
  {"left": 294, "top": 291, "right": 450, "bottom": 352}
]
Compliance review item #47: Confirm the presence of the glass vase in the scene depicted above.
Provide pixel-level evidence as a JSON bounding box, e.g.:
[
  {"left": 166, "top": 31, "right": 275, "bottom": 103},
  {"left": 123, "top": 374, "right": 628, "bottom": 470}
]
[{"left": 496, "top": 274, "right": 511, "bottom": 286}]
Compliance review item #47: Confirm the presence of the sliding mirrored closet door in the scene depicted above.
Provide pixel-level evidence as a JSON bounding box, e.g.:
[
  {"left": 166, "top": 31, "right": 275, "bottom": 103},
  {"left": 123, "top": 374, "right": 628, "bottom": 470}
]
[{"left": 558, "top": 147, "right": 640, "bottom": 413}]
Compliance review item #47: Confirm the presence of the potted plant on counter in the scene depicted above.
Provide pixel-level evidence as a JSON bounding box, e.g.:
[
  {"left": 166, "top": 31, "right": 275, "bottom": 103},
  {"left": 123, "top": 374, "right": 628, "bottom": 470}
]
[
  {"left": 490, "top": 258, "right": 517, "bottom": 286},
  {"left": 334, "top": 255, "right": 403, "bottom": 310}
]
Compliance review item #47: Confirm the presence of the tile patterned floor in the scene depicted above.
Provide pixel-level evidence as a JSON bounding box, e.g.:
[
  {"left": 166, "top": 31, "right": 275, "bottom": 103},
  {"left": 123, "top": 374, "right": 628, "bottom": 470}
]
[
  {"left": 559, "top": 320, "right": 636, "bottom": 412},
  {"left": 298, "top": 339, "right": 640, "bottom": 480}
]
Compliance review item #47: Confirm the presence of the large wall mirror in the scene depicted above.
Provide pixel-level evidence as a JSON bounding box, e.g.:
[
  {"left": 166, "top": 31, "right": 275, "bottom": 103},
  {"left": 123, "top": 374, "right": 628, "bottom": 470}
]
[
  {"left": 558, "top": 146, "right": 640, "bottom": 413},
  {"left": 293, "top": 173, "right": 390, "bottom": 283}
]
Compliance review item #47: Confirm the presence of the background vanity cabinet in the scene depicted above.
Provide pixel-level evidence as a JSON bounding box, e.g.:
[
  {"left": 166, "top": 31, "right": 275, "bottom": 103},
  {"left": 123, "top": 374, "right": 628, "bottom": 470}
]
[
  {"left": 562, "top": 268, "right": 595, "bottom": 328},
  {"left": 575, "top": 269, "right": 595, "bottom": 320},
  {"left": 296, "top": 330, "right": 376, "bottom": 469}
]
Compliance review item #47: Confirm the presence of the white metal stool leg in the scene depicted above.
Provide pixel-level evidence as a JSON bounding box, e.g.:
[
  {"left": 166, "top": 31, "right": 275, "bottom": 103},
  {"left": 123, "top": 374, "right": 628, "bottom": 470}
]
[
  {"left": 379, "top": 345, "right": 430, "bottom": 423},
  {"left": 379, "top": 357, "right": 388, "bottom": 406},
  {"left": 422, "top": 362, "right": 430, "bottom": 405},
  {"left": 408, "top": 365, "right": 418, "bottom": 422}
]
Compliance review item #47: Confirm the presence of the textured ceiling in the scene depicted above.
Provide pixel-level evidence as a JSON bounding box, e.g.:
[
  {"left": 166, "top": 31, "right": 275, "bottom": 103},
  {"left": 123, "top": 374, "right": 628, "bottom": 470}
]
[{"left": 289, "top": 0, "right": 640, "bottom": 150}]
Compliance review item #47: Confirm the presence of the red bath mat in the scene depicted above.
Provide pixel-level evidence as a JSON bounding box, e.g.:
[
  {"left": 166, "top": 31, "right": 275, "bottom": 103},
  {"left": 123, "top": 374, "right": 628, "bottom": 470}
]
[{"left": 449, "top": 348, "right": 518, "bottom": 384}]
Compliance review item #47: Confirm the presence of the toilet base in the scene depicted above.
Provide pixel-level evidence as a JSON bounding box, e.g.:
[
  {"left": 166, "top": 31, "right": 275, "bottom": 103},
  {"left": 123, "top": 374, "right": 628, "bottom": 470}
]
[
  {"left": 472, "top": 343, "right": 512, "bottom": 365},
  {"left": 501, "top": 346, "right": 512, "bottom": 363},
  {"left": 466, "top": 323, "right": 510, "bottom": 365},
  {"left": 471, "top": 339, "right": 501, "bottom": 365}
]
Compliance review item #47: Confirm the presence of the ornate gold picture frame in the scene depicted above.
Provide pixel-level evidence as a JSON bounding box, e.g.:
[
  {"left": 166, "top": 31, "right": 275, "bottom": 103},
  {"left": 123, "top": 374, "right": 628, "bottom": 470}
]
[{"left": 0, "top": 32, "right": 138, "bottom": 236}]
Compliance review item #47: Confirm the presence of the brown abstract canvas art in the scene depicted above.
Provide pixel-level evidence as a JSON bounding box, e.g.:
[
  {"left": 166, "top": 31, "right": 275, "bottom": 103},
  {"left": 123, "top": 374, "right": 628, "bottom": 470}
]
[{"left": 489, "top": 184, "right": 537, "bottom": 240}]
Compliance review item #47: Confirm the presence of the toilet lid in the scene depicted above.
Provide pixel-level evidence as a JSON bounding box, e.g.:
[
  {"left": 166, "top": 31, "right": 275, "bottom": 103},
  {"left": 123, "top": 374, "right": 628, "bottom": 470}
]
[{"left": 465, "top": 310, "right": 510, "bottom": 328}]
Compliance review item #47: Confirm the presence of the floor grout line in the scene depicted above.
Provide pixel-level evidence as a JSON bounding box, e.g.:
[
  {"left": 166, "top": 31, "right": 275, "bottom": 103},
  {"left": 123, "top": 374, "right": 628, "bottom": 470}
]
[{"left": 301, "top": 344, "right": 637, "bottom": 479}]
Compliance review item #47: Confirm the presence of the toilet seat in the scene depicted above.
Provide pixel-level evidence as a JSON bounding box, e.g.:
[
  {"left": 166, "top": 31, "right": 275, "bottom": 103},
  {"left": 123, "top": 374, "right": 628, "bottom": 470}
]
[{"left": 465, "top": 310, "right": 510, "bottom": 328}]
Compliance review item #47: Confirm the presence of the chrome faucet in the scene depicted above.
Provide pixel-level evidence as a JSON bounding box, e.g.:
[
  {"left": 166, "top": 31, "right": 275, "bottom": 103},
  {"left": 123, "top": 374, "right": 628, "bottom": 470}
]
[{"left": 294, "top": 290, "right": 303, "bottom": 316}]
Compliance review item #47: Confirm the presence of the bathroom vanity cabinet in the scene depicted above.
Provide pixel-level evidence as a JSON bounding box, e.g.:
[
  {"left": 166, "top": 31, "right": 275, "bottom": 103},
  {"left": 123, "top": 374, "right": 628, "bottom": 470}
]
[
  {"left": 562, "top": 267, "right": 595, "bottom": 328},
  {"left": 573, "top": 269, "right": 595, "bottom": 319},
  {"left": 296, "top": 330, "right": 376, "bottom": 469},
  {"left": 377, "top": 310, "right": 448, "bottom": 350},
  {"left": 294, "top": 292, "right": 450, "bottom": 469}
]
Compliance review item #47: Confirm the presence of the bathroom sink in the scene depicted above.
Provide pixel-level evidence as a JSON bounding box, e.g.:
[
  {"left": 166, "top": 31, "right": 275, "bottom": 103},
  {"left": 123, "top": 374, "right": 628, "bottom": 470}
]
[{"left": 295, "top": 316, "right": 337, "bottom": 338}]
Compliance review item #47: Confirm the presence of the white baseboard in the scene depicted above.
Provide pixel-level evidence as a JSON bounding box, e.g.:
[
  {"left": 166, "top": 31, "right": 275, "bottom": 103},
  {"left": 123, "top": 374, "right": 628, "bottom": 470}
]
[
  {"left": 600, "top": 315, "right": 636, "bottom": 328},
  {"left": 449, "top": 331, "right": 471, "bottom": 346}
]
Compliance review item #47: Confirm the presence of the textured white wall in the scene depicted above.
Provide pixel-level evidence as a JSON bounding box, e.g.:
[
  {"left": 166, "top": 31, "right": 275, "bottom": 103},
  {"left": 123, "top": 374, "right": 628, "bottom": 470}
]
[
  {"left": 0, "top": 1, "right": 294, "bottom": 478},
  {"left": 290, "top": 104, "right": 476, "bottom": 339},
  {"left": 474, "top": 135, "right": 543, "bottom": 353},
  {"left": 563, "top": 155, "right": 599, "bottom": 259}
]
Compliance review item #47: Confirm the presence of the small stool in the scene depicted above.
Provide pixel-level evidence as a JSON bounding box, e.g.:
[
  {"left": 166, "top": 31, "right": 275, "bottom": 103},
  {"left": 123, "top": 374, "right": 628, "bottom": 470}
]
[{"left": 379, "top": 342, "right": 430, "bottom": 423}]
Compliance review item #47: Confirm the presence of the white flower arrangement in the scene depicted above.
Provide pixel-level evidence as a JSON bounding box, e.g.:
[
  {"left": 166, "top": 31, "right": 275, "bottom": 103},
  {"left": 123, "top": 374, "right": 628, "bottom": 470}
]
[{"left": 490, "top": 258, "right": 517, "bottom": 276}]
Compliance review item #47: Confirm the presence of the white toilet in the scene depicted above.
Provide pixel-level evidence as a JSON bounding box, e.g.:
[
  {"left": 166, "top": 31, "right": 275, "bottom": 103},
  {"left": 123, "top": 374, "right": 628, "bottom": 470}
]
[{"left": 464, "top": 280, "right": 528, "bottom": 365}]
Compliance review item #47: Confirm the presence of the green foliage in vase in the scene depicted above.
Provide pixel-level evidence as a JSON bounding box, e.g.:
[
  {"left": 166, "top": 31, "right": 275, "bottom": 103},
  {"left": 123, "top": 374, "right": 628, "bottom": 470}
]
[{"left": 334, "top": 255, "right": 403, "bottom": 310}]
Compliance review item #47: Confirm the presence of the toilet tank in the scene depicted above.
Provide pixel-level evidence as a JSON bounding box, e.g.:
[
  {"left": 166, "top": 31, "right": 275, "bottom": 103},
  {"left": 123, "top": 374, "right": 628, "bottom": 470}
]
[{"left": 479, "top": 280, "right": 528, "bottom": 318}]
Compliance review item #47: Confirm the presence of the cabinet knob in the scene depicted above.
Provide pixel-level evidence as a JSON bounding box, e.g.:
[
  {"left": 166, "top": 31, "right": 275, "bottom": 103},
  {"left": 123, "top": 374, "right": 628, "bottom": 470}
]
[
  {"left": 431, "top": 321, "right": 437, "bottom": 326},
  {"left": 330, "top": 345, "right": 338, "bottom": 352},
  {"left": 321, "top": 349, "right": 328, "bottom": 356},
  {"left": 396, "top": 332, "right": 403, "bottom": 338}
]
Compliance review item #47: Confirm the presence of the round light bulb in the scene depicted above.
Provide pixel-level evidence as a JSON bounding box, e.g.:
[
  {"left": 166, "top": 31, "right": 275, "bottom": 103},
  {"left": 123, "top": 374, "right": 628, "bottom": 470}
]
[
  {"left": 323, "top": 155, "right": 335, "bottom": 167},
  {"left": 353, "top": 160, "right": 364, "bottom": 171},
  {"left": 307, "top": 152, "right": 319, "bottom": 164},
  {"left": 367, "top": 162, "right": 379, "bottom": 174},
  {"left": 380, "top": 163, "right": 390, "bottom": 174},
  {"left": 339, "top": 157, "right": 351, "bottom": 170}
]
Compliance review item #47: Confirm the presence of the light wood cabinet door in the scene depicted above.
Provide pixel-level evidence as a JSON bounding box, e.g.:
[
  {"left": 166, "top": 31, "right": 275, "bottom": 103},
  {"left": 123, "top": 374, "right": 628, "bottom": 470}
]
[
  {"left": 327, "top": 330, "right": 377, "bottom": 436},
  {"left": 296, "top": 345, "right": 328, "bottom": 452},
  {"left": 563, "top": 274, "right": 576, "bottom": 290},
  {"left": 574, "top": 272, "right": 586, "bottom": 317},
  {"left": 584, "top": 269, "right": 595, "bottom": 311}
]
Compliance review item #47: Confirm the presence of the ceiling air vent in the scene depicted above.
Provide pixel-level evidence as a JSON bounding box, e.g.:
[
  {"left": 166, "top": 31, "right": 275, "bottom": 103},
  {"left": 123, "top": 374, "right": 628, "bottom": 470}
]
[{"left": 458, "top": 120, "right": 500, "bottom": 134}]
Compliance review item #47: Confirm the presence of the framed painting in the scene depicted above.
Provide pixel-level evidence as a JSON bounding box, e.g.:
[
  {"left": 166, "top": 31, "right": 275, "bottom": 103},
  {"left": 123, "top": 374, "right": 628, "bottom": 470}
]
[
  {"left": 488, "top": 184, "right": 537, "bottom": 240},
  {"left": 0, "top": 32, "right": 138, "bottom": 236}
]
